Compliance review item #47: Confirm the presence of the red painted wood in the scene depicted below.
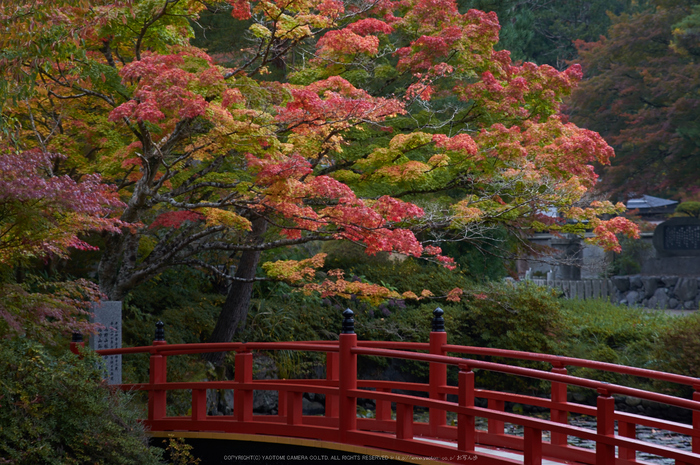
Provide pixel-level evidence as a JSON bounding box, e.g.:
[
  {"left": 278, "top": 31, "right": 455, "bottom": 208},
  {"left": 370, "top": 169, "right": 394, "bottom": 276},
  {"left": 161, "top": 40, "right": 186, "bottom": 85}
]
[
  {"left": 234, "top": 351, "right": 253, "bottom": 422},
  {"left": 191, "top": 389, "right": 207, "bottom": 421},
  {"left": 429, "top": 331, "right": 447, "bottom": 437},
  {"left": 618, "top": 420, "right": 637, "bottom": 462},
  {"left": 487, "top": 399, "right": 504, "bottom": 435},
  {"left": 596, "top": 392, "right": 616, "bottom": 465},
  {"left": 524, "top": 427, "right": 542, "bottom": 465},
  {"left": 278, "top": 387, "right": 287, "bottom": 419},
  {"left": 396, "top": 403, "right": 414, "bottom": 440},
  {"left": 326, "top": 351, "right": 339, "bottom": 418},
  {"left": 70, "top": 341, "right": 84, "bottom": 356},
  {"left": 550, "top": 365, "right": 568, "bottom": 446},
  {"left": 338, "top": 332, "right": 357, "bottom": 442},
  {"left": 90, "top": 335, "right": 700, "bottom": 465},
  {"left": 441, "top": 344, "right": 699, "bottom": 387},
  {"left": 287, "top": 391, "right": 303, "bottom": 425},
  {"left": 375, "top": 387, "right": 392, "bottom": 421},
  {"left": 695, "top": 389, "right": 700, "bottom": 454},
  {"left": 148, "top": 339, "right": 168, "bottom": 421},
  {"left": 457, "top": 366, "right": 475, "bottom": 452}
]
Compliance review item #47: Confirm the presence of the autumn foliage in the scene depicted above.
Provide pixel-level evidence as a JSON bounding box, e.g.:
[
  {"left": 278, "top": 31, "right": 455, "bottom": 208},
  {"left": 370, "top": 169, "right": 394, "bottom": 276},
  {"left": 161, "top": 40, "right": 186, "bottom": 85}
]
[
  {"left": 0, "top": 0, "right": 639, "bottom": 342},
  {"left": 0, "top": 149, "right": 124, "bottom": 265},
  {"left": 569, "top": 1, "right": 700, "bottom": 198}
]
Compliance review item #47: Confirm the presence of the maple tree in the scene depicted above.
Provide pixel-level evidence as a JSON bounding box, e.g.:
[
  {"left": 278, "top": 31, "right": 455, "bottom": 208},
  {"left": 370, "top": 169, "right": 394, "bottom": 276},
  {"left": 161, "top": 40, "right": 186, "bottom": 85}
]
[
  {"left": 0, "top": 148, "right": 124, "bottom": 340},
  {"left": 568, "top": 0, "right": 700, "bottom": 198},
  {"left": 1, "top": 0, "right": 638, "bottom": 359}
]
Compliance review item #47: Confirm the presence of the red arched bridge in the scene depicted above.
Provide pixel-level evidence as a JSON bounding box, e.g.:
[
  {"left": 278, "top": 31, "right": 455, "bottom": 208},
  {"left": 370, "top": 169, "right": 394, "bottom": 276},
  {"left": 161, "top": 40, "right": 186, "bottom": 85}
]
[{"left": 74, "top": 309, "right": 700, "bottom": 464}]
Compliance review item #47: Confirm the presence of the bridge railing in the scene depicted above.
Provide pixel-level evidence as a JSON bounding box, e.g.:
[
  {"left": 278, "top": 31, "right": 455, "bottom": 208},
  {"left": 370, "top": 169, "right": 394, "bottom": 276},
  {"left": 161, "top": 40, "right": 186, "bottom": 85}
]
[{"left": 73, "top": 309, "right": 700, "bottom": 465}]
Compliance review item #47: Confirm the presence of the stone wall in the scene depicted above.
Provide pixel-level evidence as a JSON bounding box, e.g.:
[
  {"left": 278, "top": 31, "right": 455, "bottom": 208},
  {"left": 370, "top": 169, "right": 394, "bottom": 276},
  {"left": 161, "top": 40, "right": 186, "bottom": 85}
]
[
  {"left": 611, "top": 276, "right": 700, "bottom": 310},
  {"left": 528, "top": 276, "right": 700, "bottom": 310}
]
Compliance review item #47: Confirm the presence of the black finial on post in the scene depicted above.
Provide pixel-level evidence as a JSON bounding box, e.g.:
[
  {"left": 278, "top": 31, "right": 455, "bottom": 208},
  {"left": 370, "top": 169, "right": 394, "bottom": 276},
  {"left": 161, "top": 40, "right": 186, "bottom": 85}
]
[
  {"left": 71, "top": 332, "right": 83, "bottom": 343},
  {"left": 432, "top": 308, "right": 445, "bottom": 332},
  {"left": 154, "top": 320, "right": 165, "bottom": 341},
  {"left": 342, "top": 309, "right": 355, "bottom": 334}
]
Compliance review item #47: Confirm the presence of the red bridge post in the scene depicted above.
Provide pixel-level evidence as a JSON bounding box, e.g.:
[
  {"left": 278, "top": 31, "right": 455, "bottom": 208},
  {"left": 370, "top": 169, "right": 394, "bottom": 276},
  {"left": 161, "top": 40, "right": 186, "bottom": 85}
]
[
  {"left": 326, "top": 350, "right": 339, "bottom": 418},
  {"left": 596, "top": 388, "right": 616, "bottom": 465},
  {"left": 457, "top": 363, "right": 475, "bottom": 452},
  {"left": 149, "top": 321, "right": 168, "bottom": 421},
  {"left": 694, "top": 386, "right": 700, "bottom": 454},
  {"left": 339, "top": 309, "right": 358, "bottom": 443},
  {"left": 234, "top": 346, "right": 253, "bottom": 422},
  {"left": 429, "top": 308, "right": 447, "bottom": 437},
  {"left": 70, "top": 332, "right": 84, "bottom": 358},
  {"left": 550, "top": 362, "right": 568, "bottom": 446}
]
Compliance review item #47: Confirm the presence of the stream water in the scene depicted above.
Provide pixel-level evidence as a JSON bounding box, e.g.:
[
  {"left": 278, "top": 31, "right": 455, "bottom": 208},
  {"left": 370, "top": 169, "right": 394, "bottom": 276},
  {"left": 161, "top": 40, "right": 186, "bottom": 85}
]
[
  {"left": 496, "top": 416, "right": 691, "bottom": 464},
  {"left": 409, "top": 411, "right": 693, "bottom": 464}
]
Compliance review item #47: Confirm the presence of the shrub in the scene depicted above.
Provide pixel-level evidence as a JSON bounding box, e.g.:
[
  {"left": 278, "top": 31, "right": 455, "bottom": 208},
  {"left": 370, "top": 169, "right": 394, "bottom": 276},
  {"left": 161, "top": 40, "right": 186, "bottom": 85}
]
[
  {"left": 556, "top": 298, "right": 672, "bottom": 392},
  {"left": 449, "top": 282, "right": 565, "bottom": 392},
  {"left": 675, "top": 201, "right": 700, "bottom": 218},
  {"left": 608, "top": 236, "right": 653, "bottom": 276},
  {"left": 653, "top": 312, "right": 700, "bottom": 395},
  {"left": 557, "top": 298, "right": 670, "bottom": 367},
  {"left": 0, "top": 338, "right": 163, "bottom": 465}
]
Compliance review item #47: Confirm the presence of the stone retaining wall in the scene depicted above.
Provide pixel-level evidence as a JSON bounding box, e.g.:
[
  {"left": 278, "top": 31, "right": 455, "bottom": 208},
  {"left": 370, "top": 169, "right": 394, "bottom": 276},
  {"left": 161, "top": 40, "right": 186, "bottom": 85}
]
[
  {"left": 529, "top": 276, "right": 700, "bottom": 310},
  {"left": 611, "top": 276, "right": 700, "bottom": 310}
]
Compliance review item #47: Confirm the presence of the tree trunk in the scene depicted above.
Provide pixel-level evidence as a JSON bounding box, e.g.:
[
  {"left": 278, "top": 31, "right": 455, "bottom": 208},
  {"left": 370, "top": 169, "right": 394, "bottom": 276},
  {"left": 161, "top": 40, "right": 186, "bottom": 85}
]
[{"left": 204, "top": 217, "right": 267, "bottom": 366}]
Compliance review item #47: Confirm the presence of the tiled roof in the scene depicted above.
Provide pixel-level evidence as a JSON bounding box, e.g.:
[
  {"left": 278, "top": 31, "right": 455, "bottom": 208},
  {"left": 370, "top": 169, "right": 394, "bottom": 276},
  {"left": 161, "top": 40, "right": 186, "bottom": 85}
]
[{"left": 626, "top": 195, "right": 678, "bottom": 209}]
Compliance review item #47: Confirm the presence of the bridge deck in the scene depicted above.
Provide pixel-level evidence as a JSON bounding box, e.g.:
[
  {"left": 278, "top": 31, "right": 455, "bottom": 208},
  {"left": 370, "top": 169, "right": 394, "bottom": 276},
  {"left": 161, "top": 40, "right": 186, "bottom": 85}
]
[{"left": 149, "top": 431, "right": 571, "bottom": 464}]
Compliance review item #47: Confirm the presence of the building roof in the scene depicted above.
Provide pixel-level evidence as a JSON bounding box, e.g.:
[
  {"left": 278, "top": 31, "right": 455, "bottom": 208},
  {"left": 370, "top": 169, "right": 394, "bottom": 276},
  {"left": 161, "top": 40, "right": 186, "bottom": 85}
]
[{"left": 626, "top": 195, "right": 678, "bottom": 210}]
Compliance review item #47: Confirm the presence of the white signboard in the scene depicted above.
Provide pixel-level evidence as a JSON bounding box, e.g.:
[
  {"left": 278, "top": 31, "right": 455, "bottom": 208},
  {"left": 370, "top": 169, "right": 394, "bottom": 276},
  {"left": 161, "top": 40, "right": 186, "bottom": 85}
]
[{"left": 90, "top": 301, "right": 122, "bottom": 384}]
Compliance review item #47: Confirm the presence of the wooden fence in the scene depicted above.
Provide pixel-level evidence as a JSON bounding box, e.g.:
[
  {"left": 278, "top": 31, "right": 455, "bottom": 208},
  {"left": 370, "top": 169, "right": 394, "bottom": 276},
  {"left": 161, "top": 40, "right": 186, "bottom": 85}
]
[{"left": 530, "top": 278, "right": 615, "bottom": 301}]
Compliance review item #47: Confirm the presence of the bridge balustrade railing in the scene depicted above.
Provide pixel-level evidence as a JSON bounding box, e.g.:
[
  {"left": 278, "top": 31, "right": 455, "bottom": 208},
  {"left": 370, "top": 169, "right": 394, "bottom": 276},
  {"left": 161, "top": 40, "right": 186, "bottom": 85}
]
[{"left": 71, "top": 309, "right": 700, "bottom": 465}]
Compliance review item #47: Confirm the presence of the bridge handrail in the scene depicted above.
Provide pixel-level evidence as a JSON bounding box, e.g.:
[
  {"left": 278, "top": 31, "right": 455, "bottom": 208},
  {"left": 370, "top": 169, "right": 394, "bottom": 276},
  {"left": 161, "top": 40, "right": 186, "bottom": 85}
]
[
  {"left": 96, "top": 341, "right": 339, "bottom": 356},
  {"left": 352, "top": 346, "right": 700, "bottom": 412},
  {"left": 359, "top": 341, "right": 700, "bottom": 388},
  {"left": 97, "top": 339, "right": 699, "bottom": 388},
  {"left": 440, "top": 344, "right": 700, "bottom": 387}
]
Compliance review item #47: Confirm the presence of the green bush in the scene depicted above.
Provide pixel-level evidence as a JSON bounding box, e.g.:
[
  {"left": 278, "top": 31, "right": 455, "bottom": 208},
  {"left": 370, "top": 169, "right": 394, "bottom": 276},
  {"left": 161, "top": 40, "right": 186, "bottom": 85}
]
[
  {"left": 448, "top": 282, "right": 564, "bottom": 392},
  {"left": 558, "top": 298, "right": 670, "bottom": 366},
  {"left": 555, "top": 298, "right": 672, "bottom": 393},
  {"left": 675, "top": 201, "right": 700, "bottom": 218},
  {"left": 653, "top": 312, "right": 700, "bottom": 395},
  {"left": 608, "top": 236, "right": 653, "bottom": 276},
  {"left": 0, "top": 338, "right": 163, "bottom": 465}
]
